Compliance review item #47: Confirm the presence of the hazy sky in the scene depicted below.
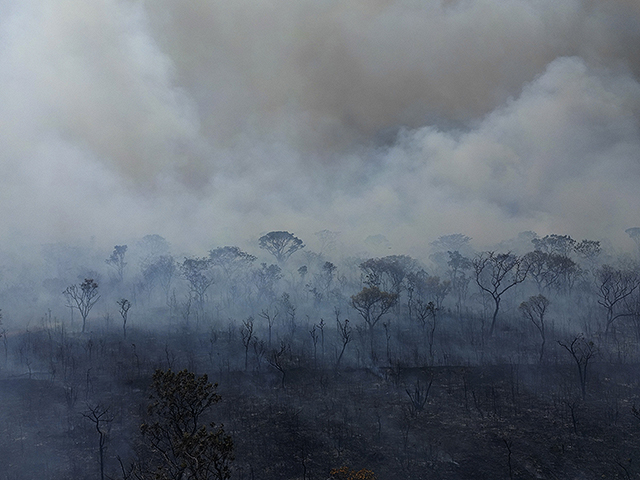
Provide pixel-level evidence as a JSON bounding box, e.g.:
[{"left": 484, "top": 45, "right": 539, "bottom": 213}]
[{"left": 1, "top": 0, "right": 639, "bottom": 254}]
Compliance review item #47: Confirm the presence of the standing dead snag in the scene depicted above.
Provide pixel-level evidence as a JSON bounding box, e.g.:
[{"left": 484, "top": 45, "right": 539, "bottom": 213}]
[
  {"left": 268, "top": 342, "right": 289, "bottom": 389},
  {"left": 473, "top": 252, "right": 529, "bottom": 336},
  {"left": 503, "top": 438, "right": 514, "bottom": 480},
  {"left": 258, "top": 307, "right": 278, "bottom": 348},
  {"left": 335, "top": 317, "right": 352, "bottom": 372},
  {"left": 240, "top": 317, "right": 254, "bottom": 371},
  {"left": 82, "top": 404, "right": 114, "bottom": 480},
  {"left": 63, "top": 279, "right": 100, "bottom": 333},
  {"left": 117, "top": 298, "right": 131, "bottom": 339},
  {"left": 595, "top": 264, "right": 639, "bottom": 337},
  {"left": 519, "top": 294, "right": 549, "bottom": 363},
  {"left": 558, "top": 335, "right": 597, "bottom": 400},
  {"left": 405, "top": 378, "right": 433, "bottom": 417}
]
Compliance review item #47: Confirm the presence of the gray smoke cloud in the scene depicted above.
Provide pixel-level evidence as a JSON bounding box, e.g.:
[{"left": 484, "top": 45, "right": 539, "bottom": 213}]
[{"left": 1, "top": 0, "right": 639, "bottom": 254}]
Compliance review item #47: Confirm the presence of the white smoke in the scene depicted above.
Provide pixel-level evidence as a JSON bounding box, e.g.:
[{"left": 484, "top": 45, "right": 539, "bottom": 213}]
[{"left": 0, "top": 0, "right": 639, "bottom": 253}]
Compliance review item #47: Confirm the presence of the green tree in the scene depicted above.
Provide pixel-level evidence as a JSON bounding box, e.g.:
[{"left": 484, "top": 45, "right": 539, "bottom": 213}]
[{"left": 138, "top": 369, "right": 233, "bottom": 480}]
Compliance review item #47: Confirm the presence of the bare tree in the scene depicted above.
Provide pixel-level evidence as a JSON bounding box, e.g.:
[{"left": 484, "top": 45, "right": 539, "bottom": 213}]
[
  {"left": 309, "top": 323, "right": 319, "bottom": 369},
  {"left": 335, "top": 317, "right": 352, "bottom": 372},
  {"left": 0, "top": 309, "right": 6, "bottom": 369},
  {"left": 240, "top": 317, "right": 254, "bottom": 371},
  {"left": 268, "top": 342, "right": 289, "bottom": 389},
  {"left": 524, "top": 251, "right": 580, "bottom": 294},
  {"left": 406, "top": 378, "right": 433, "bottom": 417},
  {"left": 473, "top": 252, "right": 529, "bottom": 336},
  {"left": 82, "top": 403, "right": 114, "bottom": 480},
  {"left": 519, "top": 294, "right": 549, "bottom": 363},
  {"left": 64, "top": 279, "right": 100, "bottom": 333},
  {"left": 595, "top": 264, "right": 640, "bottom": 337},
  {"left": 558, "top": 334, "right": 597, "bottom": 400},
  {"left": 259, "top": 306, "right": 279, "bottom": 348},
  {"left": 414, "top": 300, "right": 437, "bottom": 364},
  {"left": 117, "top": 298, "right": 131, "bottom": 339}
]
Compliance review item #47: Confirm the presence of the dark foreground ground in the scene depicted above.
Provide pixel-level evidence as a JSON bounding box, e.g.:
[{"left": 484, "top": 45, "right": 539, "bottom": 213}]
[{"left": 1, "top": 325, "right": 640, "bottom": 480}]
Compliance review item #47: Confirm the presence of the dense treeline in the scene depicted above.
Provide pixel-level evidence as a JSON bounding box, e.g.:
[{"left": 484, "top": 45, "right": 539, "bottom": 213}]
[{"left": 2, "top": 229, "right": 640, "bottom": 479}]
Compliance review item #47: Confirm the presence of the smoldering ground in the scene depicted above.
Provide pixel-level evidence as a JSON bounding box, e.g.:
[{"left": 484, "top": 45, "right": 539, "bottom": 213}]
[{"left": 1, "top": 0, "right": 639, "bottom": 253}]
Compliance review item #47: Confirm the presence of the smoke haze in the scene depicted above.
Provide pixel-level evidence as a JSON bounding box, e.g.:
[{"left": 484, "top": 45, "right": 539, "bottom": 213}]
[{"left": 1, "top": 0, "right": 640, "bottom": 253}]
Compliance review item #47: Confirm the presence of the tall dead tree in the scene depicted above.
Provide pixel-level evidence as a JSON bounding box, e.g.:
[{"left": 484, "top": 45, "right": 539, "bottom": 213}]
[
  {"left": 519, "top": 294, "right": 550, "bottom": 363},
  {"left": 473, "top": 252, "right": 529, "bottom": 336},
  {"left": 64, "top": 279, "right": 100, "bottom": 333}
]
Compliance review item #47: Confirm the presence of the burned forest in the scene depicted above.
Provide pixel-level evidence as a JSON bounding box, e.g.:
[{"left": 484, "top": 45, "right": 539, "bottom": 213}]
[
  {"left": 1, "top": 231, "right": 640, "bottom": 479},
  {"left": 3, "top": 0, "right": 640, "bottom": 478}
]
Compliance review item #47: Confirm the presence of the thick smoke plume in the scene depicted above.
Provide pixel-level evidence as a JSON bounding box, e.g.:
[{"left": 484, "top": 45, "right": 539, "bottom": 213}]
[{"left": 1, "top": 0, "right": 639, "bottom": 252}]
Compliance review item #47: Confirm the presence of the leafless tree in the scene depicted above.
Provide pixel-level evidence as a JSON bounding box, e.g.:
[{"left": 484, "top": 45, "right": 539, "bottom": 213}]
[
  {"left": 0, "top": 309, "right": 6, "bottom": 368},
  {"left": 259, "top": 306, "right": 279, "bottom": 348},
  {"left": 64, "top": 279, "right": 100, "bottom": 333},
  {"left": 558, "top": 334, "right": 597, "bottom": 399},
  {"left": 268, "top": 342, "right": 289, "bottom": 389},
  {"left": 240, "top": 317, "right": 254, "bottom": 371},
  {"left": 406, "top": 377, "right": 433, "bottom": 417},
  {"left": 335, "top": 317, "right": 352, "bottom": 372},
  {"left": 117, "top": 298, "right": 131, "bottom": 339},
  {"left": 595, "top": 264, "right": 640, "bottom": 337},
  {"left": 473, "top": 252, "right": 529, "bottom": 336},
  {"left": 82, "top": 403, "right": 114, "bottom": 480},
  {"left": 309, "top": 323, "right": 319, "bottom": 369},
  {"left": 519, "top": 294, "right": 550, "bottom": 363}
]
